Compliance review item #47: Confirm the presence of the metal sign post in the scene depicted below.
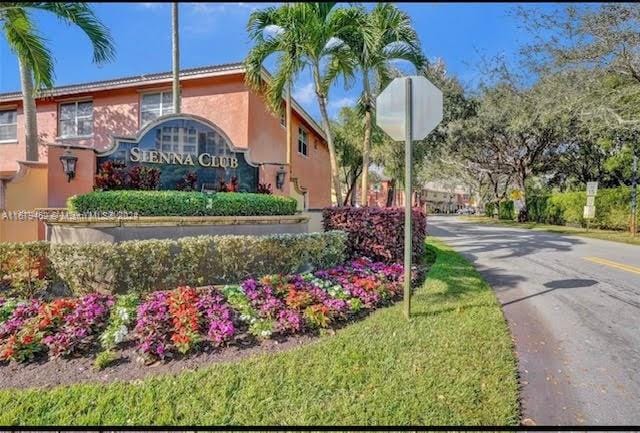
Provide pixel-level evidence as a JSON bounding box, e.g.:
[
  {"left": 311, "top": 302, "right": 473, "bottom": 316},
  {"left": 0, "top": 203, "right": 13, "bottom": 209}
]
[
  {"left": 403, "top": 77, "right": 413, "bottom": 319},
  {"left": 376, "top": 75, "right": 443, "bottom": 319}
]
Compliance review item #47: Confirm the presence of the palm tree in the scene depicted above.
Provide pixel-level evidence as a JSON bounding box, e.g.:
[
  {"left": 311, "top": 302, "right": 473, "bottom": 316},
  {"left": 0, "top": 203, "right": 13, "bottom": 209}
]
[
  {"left": 0, "top": 3, "right": 115, "bottom": 161},
  {"left": 246, "top": 3, "right": 361, "bottom": 205},
  {"left": 172, "top": 2, "right": 180, "bottom": 114},
  {"left": 245, "top": 4, "right": 304, "bottom": 180},
  {"left": 343, "top": 4, "right": 426, "bottom": 206}
]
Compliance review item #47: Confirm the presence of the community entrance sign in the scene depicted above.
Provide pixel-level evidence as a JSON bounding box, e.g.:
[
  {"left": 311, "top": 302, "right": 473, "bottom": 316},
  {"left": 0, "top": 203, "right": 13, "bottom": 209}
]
[
  {"left": 376, "top": 76, "right": 443, "bottom": 319},
  {"left": 96, "top": 115, "right": 258, "bottom": 192}
]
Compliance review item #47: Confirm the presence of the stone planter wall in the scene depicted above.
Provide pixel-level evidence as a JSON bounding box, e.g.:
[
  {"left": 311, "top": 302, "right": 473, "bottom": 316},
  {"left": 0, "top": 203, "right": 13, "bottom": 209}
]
[{"left": 46, "top": 215, "right": 310, "bottom": 244}]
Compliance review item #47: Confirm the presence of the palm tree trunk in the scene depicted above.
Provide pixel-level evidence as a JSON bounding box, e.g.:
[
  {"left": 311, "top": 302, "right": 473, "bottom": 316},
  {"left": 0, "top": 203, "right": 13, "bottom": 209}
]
[
  {"left": 18, "top": 57, "right": 38, "bottom": 162},
  {"left": 172, "top": 2, "right": 181, "bottom": 114},
  {"left": 312, "top": 65, "right": 343, "bottom": 205},
  {"left": 286, "top": 81, "right": 292, "bottom": 173},
  {"left": 360, "top": 74, "right": 372, "bottom": 206}
]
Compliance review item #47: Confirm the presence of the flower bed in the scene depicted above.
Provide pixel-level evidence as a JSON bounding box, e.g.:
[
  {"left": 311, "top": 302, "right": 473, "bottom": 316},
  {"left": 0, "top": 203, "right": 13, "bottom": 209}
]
[{"left": 0, "top": 258, "right": 413, "bottom": 367}]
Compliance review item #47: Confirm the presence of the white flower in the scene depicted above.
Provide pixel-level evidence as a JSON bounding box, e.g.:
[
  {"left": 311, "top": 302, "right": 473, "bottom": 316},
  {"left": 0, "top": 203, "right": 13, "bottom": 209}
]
[
  {"left": 117, "top": 307, "right": 129, "bottom": 322},
  {"left": 114, "top": 324, "right": 128, "bottom": 344}
]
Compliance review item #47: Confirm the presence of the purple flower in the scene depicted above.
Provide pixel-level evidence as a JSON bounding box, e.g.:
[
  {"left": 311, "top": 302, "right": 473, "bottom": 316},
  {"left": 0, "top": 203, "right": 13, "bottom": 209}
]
[
  {"left": 44, "top": 294, "right": 113, "bottom": 358},
  {"left": 197, "top": 289, "right": 235, "bottom": 346},
  {"left": 277, "top": 309, "right": 303, "bottom": 333}
]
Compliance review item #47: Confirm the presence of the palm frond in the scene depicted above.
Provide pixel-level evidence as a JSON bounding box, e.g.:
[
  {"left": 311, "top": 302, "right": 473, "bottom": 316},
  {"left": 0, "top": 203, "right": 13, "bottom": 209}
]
[
  {"left": 1, "top": 6, "right": 54, "bottom": 88},
  {"left": 25, "top": 2, "right": 115, "bottom": 64}
]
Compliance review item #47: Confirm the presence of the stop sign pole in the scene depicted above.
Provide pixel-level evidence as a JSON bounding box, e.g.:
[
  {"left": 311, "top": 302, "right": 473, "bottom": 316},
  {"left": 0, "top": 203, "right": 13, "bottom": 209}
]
[
  {"left": 376, "top": 75, "right": 443, "bottom": 319},
  {"left": 403, "top": 78, "right": 413, "bottom": 320}
]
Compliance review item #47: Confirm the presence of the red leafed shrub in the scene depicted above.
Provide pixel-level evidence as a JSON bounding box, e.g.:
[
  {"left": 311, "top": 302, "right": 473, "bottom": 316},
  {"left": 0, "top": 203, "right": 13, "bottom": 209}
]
[
  {"left": 322, "top": 207, "right": 426, "bottom": 264},
  {"left": 257, "top": 183, "right": 273, "bottom": 194},
  {"left": 176, "top": 171, "right": 198, "bottom": 191},
  {"left": 94, "top": 161, "right": 160, "bottom": 191}
]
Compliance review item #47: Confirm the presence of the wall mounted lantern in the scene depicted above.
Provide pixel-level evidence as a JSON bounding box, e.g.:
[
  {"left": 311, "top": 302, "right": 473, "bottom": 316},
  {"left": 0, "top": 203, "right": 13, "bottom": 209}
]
[
  {"left": 276, "top": 165, "right": 287, "bottom": 190},
  {"left": 59, "top": 148, "right": 78, "bottom": 182}
]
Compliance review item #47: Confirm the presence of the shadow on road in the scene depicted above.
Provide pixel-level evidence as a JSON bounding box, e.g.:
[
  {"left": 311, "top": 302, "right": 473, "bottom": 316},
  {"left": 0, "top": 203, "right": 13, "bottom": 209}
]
[
  {"left": 431, "top": 220, "right": 585, "bottom": 261},
  {"left": 502, "top": 278, "right": 599, "bottom": 306}
]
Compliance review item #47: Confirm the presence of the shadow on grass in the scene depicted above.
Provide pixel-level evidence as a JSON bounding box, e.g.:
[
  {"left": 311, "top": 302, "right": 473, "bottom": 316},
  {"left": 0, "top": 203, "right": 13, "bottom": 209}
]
[{"left": 410, "top": 241, "right": 500, "bottom": 318}]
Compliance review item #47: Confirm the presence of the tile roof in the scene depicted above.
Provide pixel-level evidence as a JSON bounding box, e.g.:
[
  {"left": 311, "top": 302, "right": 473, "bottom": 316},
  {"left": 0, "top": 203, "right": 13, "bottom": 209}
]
[
  {"left": 0, "top": 62, "right": 245, "bottom": 101},
  {"left": 0, "top": 62, "right": 326, "bottom": 140}
]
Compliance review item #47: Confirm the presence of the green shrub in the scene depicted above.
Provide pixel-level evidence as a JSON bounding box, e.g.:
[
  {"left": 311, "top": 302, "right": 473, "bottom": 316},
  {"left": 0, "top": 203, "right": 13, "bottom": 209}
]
[
  {"left": 67, "top": 191, "right": 297, "bottom": 217},
  {"left": 49, "top": 231, "right": 347, "bottom": 295},
  {"left": 524, "top": 186, "right": 638, "bottom": 230},
  {"left": 0, "top": 242, "right": 53, "bottom": 298},
  {"left": 498, "top": 201, "right": 515, "bottom": 220}
]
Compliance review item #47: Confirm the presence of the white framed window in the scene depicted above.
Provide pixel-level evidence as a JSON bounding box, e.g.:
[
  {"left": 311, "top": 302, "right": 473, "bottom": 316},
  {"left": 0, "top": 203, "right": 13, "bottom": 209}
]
[
  {"left": 0, "top": 109, "right": 17, "bottom": 142},
  {"left": 59, "top": 101, "right": 93, "bottom": 138},
  {"left": 155, "top": 126, "right": 197, "bottom": 154},
  {"left": 141, "top": 91, "right": 174, "bottom": 127},
  {"left": 297, "top": 127, "right": 308, "bottom": 156},
  {"left": 280, "top": 114, "right": 286, "bottom": 128}
]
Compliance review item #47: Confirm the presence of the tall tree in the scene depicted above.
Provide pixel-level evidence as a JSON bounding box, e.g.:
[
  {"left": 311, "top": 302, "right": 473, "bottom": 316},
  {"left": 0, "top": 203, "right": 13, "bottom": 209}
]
[
  {"left": 172, "top": 2, "right": 180, "bottom": 114},
  {"left": 245, "top": 4, "right": 303, "bottom": 176},
  {"left": 0, "top": 3, "right": 115, "bottom": 161},
  {"left": 245, "top": 3, "right": 361, "bottom": 205},
  {"left": 517, "top": 4, "right": 640, "bottom": 83},
  {"left": 332, "top": 105, "right": 368, "bottom": 206},
  {"left": 341, "top": 3, "right": 425, "bottom": 205},
  {"left": 294, "top": 2, "right": 361, "bottom": 205}
]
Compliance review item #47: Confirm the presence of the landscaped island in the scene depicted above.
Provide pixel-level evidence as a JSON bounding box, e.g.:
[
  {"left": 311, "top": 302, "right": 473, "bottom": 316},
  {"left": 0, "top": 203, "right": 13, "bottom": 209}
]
[{"left": 0, "top": 240, "right": 519, "bottom": 425}]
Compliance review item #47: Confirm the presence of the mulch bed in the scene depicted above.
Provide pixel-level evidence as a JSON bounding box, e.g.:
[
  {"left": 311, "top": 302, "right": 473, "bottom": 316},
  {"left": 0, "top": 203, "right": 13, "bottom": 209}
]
[{"left": 0, "top": 332, "right": 318, "bottom": 391}]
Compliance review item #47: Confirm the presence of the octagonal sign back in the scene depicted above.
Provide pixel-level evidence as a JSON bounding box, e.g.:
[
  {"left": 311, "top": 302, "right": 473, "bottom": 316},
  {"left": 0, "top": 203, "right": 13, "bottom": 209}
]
[{"left": 376, "top": 75, "right": 443, "bottom": 141}]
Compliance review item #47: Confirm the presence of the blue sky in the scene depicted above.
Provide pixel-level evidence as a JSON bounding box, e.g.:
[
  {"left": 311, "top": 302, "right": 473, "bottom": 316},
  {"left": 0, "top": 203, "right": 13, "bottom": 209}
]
[{"left": 0, "top": 2, "right": 556, "bottom": 120}]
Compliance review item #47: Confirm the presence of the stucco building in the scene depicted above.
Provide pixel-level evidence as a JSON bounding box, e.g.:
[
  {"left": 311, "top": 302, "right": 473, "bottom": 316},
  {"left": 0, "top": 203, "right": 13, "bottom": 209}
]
[{"left": 0, "top": 62, "right": 331, "bottom": 216}]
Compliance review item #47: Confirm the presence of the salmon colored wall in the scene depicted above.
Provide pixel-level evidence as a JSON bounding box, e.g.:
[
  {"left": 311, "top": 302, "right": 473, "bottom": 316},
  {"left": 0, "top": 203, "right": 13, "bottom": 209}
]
[
  {"left": 1, "top": 71, "right": 331, "bottom": 212},
  {"left": 181, "top": 75, "right": 249, "bottom": 149},
  {"left": 0, "top": 161, "right": 48, "bottom": 242},
  {"left": 247, "top": 91, "right": 290, "bottom": 198},
  {"left": 0, "top": 103, "right": 47, "bottom": 172},
  {"left": 289, "top": 115, "right": 331, "bottom": 208},
  {"left": 246, "top": 90, "right": 331, "bottom": 208},
  {"left": 47, "top": 145, "right": 96, "bottom": 208}
]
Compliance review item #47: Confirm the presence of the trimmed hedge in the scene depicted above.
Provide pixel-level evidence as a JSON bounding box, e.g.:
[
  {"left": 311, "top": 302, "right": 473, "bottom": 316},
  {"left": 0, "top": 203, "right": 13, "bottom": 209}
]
[
  {"left": 322, "top": 207, "right": 426, "bottom": 264},
  {"left": 68, "top": 191, "right": 297, "bottom": 217},
  {"left": 498, "top": 201, "right": 515, "bottom": 221},
  {"left": 527, "top": 186, "right": 638, "bottom": 230},
  {"left": 48, "top": 231, "right": 346, "bottom": 295},
  {"left": 0, "top": 232, "right": 346, "bottom": 297}
]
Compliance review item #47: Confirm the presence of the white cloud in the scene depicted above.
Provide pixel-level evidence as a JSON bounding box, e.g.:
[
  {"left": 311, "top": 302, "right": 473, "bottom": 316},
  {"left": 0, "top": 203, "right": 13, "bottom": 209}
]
[
  {"left": 138, "top": 2, "right": 167, "bottom": 10},
  {"left": 292, "top": 82, "right": 315, "bottom": 105},
  {"left": 263, "top": 24, "right": 284, "bottom": 39},
  {"left": 329, "top": 97, "right": 355, "bottom": 110},
  {"left": 182, "top": 3, "right": 273, "bottom": 36}
]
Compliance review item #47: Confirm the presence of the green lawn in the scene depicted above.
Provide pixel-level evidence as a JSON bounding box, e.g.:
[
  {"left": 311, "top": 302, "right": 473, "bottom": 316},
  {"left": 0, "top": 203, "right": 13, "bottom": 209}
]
[
  {"left": 0, "top": 239, "right": 519, "bottom": 426},
  {"left": 462, "top": 215, "right": 640, "bottom": 246}
]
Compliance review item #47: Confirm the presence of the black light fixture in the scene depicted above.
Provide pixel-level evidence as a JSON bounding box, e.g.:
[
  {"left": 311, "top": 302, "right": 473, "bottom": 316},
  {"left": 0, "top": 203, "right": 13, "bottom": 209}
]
[
  {"left": 59, "top": 148, "right": 78, "bottom": 182},
  {"left": 275, "top": 165, "right": 286, "bottom": 190}
]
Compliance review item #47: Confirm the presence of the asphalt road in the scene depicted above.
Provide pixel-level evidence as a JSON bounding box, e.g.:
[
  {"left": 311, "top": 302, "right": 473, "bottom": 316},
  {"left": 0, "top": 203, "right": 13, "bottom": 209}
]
[{"left": 428, "top": 216, "right": 640, "bottom": 426}]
